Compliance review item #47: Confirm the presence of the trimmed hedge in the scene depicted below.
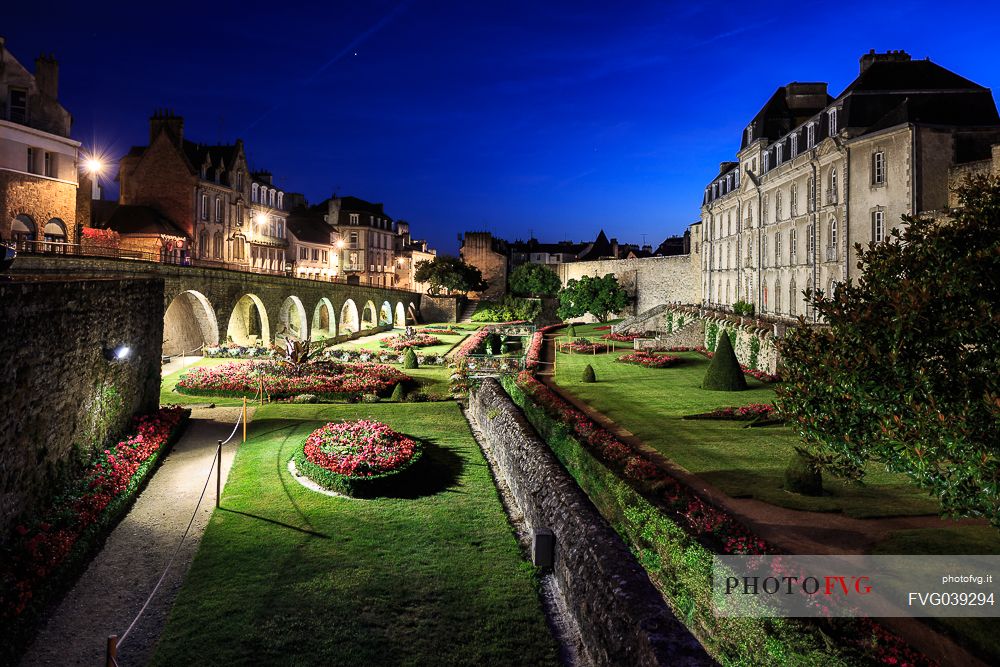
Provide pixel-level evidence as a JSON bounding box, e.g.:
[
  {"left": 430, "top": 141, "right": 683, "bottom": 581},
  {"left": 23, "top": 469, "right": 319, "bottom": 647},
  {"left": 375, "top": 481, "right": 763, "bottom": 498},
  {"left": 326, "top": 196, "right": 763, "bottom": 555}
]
[
  {"left": 702, "top": 331, "right": 747, "bottom": 391},
  {"left": 292, "top": 444, "right": 423, "bottom": 498}
]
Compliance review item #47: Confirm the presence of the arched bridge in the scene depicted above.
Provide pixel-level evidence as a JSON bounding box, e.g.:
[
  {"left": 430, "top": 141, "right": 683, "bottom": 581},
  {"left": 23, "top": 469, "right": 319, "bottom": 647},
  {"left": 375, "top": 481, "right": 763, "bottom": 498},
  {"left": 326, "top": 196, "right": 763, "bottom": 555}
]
[{"left": 11, "top": 255, "right": 422, "bottom": 356}]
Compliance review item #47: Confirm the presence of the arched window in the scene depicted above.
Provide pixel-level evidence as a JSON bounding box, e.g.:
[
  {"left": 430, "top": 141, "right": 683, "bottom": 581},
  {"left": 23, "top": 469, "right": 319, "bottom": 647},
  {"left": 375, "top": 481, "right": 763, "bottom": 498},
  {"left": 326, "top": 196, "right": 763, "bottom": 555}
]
[
  {"left": 277, "top": 192, "right": 283, "bottom": 209},
  {"left": 829, "top": 218, "right": 837, "bottom": 260},
  {"left": 789, "top": 279, "right": 797, "bottom": 316},
  {"left": 269, "top": 189, "right": 275, "bottom": 207},
  {"left": 213, "top": 232, "right": 223, "bottom": 259},
  {"left": 828, "top": 167, "right": 838, "bottom": 204},
  {"left": 251, "top": 183, "right": 259, "bottom": 203},
  {"left": 44, "top": 218, "right": 66, "bottom": 253},
  {"left": 215, "top": 196, "right": 222, "bottom": 222},
  {"left": 12, "top": 215, "right": 35, "bottom": 248},
  {"left": 790, "top": 184, "right": 798, "bottom": 216}
]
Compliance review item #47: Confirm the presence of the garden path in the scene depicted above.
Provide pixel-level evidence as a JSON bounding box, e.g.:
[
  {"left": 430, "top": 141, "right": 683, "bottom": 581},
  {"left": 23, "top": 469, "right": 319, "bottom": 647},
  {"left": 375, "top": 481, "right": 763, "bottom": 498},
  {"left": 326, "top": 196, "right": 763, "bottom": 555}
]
[
  {"left": 160, "top": 354, "right": 203, "bottom": 377},
  {"left": 19, "top": 406, "right": 245, "bottom": 667},
  {"left": 536, "top": 330, "right": 988, "bottom": 667}
]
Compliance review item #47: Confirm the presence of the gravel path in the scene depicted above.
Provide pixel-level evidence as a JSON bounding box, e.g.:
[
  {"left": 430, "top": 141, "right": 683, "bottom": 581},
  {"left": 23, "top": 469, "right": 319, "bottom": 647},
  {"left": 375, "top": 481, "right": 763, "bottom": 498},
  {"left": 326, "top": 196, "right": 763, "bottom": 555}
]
[{"left": 19, "top": 406, "right": 245, "bottom": 667}]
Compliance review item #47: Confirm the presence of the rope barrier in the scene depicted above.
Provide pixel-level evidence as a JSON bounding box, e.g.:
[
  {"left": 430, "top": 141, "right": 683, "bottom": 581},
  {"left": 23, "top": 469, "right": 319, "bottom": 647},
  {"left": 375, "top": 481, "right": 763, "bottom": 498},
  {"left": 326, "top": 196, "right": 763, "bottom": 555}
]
[{"left": 113, "top": 406, "right": 244, "bottom": 655}]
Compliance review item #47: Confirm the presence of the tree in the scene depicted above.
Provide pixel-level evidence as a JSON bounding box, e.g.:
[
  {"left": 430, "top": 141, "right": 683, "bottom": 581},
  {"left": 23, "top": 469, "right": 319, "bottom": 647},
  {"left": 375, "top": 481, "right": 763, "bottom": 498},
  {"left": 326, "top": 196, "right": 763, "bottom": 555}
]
[
  {"left": 776, "top": 175, "right": 1000, "bottom": 523},
  {"left": 557, "top": 274, "right": 629, "bottom": 323},
  {"left": 414, "top": 256, "right": 488, "bottom": 295},
  {"left": 702, "top": 331, "right": 747, "bottom": 391},
  {"left": 509, "top": 262, "right": 561, "bottom": 297}
]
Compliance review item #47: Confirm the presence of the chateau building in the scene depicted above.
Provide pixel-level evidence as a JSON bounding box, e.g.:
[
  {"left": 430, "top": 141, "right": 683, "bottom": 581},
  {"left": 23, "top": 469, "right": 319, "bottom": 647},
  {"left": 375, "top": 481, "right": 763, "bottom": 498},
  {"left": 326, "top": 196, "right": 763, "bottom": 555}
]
[
  {"left": 700, "top": 50, "right": 1000, "bottom": 319},
  {"left": 0, "top": 38, "right": 80, "bottom": 250},
  {"left": 116, "top": 110, "right": 287, "bottom": 269}
]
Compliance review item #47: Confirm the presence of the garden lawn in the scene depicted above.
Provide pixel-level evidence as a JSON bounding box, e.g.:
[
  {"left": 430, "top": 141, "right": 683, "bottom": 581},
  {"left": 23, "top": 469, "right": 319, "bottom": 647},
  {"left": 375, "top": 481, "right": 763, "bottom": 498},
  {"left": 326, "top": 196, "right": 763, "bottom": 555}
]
[
  {"left": 554, "top": 349, "right": 940, "bottom": 518},
  {"left": 560, "top": 321, "right": 633, "bottom": 349},
  {"left": 150, "top": 402, "right": 559, "bottom": 666}
]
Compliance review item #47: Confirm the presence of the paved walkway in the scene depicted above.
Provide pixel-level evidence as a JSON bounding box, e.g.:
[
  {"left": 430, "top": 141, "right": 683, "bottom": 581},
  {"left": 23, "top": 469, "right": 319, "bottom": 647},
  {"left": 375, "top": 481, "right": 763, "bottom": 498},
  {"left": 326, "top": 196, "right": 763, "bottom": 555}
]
[
  {"left": 19, "top": 406, "right": 245, "bottom": 667},
  {"left": 536, "top": 330, "right": 988, "bottom": 667},
  {"left": 160, "top": 354, "right": 203, "bottom": 377}
]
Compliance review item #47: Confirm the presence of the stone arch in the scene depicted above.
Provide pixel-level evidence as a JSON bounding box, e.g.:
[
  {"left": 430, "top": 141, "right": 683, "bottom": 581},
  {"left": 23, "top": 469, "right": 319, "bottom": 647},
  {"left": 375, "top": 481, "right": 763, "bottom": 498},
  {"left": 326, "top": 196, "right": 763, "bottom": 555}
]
[
  {"left": 227, "top": 293, "right": 271, "bottom": 347},
  {"left": 379, "top": 301, "right": 393, "bottom": 327},
  {"left": 339, "top": 299, "right": 360, "bottom": 335},
  {"left": 361, "top": 300, "right": 377, "bottom": 330},
  {"left": 163, "top": 290, "right": 219, "bottom": 356},
  {"left": 311, "top": 298, "right": 336, "bottom": 342},
  {"left": 11, "top": 214, "right": 35, "bottom": 244},
  {"left": 278, "top": 296, "right": 309, "bottom": 341},
  {"left": 407, "top": 301, "right": 418, "bottom": 325},
  {"left": 394, "top": 302, "right": 406, "bottom": 328}
]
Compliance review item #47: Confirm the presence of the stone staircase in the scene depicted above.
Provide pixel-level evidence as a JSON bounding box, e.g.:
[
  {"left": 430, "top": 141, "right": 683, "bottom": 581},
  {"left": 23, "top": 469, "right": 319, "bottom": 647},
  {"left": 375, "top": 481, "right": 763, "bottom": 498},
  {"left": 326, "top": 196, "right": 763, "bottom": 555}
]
[
  {"left": 458, "top": 300, "right": 478, "bottom": 323},
  {"left": 611, "top": 303, "right": 670, "bottom": 334},
  {"left": 635, "top": 318, "right": 705, "bottom": 351}
]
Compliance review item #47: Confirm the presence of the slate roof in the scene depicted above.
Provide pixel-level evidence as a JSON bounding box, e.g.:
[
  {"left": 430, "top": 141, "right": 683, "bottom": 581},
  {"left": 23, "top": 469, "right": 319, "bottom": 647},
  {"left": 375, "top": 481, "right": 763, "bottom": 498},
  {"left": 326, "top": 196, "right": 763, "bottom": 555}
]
[
  {"left": 99, "top": 204, "right": 189, "bottom": 238},
  {"left": 337, "top": 196, "right": 391, "bottom": 219},
  {"left": 287, "top": 209, "right": 334, "bottom": 245}
]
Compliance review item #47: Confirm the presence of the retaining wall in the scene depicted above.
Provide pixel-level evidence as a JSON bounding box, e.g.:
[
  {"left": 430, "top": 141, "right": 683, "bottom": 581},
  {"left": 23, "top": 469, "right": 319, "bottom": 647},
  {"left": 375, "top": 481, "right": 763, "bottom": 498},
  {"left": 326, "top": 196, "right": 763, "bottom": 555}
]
[{"left": 468, "top": 378, "right": 711, "bottom": 666}]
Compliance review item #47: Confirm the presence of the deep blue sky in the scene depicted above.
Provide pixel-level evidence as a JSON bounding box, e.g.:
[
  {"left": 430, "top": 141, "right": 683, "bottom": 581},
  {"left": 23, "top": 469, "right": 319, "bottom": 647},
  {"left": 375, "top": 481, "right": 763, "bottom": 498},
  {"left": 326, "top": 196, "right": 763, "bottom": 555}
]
[{"left": 7, "top": 1, "right": 1000, "bottom": 254}]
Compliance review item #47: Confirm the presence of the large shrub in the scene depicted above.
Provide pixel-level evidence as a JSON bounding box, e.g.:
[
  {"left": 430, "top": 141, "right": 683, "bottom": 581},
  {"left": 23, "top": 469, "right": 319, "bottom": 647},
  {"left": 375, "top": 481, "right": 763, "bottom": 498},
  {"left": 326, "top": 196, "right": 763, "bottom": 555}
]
[
  {"left": 470, "top": 296, "right": 542, "bottom": 323},
  {"left": 557, "top": 273, "right": 629, "bottom": 322},
  {"left": 508, "top": 262, "right": 561, "bottom": 297},
  {"left": 702, "top": 331, "right": 747, "bottom": 391}
]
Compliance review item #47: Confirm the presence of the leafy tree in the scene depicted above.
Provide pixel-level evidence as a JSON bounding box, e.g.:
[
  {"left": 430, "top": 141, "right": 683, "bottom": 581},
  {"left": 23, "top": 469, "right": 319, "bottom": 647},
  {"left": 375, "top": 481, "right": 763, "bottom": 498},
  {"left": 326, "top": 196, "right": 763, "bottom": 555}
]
[
  {"left": 557, "top": 274, "right": 629, "bottom": 323},
  {"left": 414, "top": 256, "right": 488, "bottom": 295},
  {"left": 776, "top": 175, "right": 1000, "bottom": 523},
  {"left": 509, "top": 262, "right": 562, "bottom": 297}
]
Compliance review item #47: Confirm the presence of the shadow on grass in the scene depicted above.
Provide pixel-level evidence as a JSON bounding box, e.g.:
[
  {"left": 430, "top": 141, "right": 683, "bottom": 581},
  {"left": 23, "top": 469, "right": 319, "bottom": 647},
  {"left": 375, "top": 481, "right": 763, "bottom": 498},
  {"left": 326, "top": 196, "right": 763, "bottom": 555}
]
[
  {"left": 219, "top": 507, "right": 331, "bottom": 539},
  {"left": 382, "top": 438, "right": 465, "bottom": 499}
]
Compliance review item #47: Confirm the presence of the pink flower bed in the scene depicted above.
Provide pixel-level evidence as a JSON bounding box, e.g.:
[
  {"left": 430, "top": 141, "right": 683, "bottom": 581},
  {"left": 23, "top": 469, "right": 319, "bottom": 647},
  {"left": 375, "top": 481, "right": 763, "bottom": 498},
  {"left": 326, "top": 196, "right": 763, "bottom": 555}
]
[
  {"left": 525, "top": 324, "right": 563, "bottom": 370},
  {"left": 652, "top": 346, "right": 782, "bottom": 382},
  {"left": 602, "top": 331, "right": 641, "bottom": 342},
  {"left": 685, "top": 403, "right": 778, "bottom": 421},
  {"left": 453, "top": 328, "right": 491, "bottom": 360},
  {"left": 176, "top": 361, "right": 408, "bottom": 399},
  {"left": 593, "top": 325, "right": 612, "bottom": 331},
  {"left": 80, "top": 226, "right": 121, "bottom": 248},
  {"left": 1, "top": 406, "right": 189, "bottom": 622},
  {"left": 379, "top": 333, "right": 441, "bottom": 350},
  {"left": 561, "top": 339, "right": 606, "bottom": 354},
  {"left": 617, "top": 351, "right": 680, "bottom": 368},
  {"left": 304, "top": 420, "right": 419, "bottom": 477}
]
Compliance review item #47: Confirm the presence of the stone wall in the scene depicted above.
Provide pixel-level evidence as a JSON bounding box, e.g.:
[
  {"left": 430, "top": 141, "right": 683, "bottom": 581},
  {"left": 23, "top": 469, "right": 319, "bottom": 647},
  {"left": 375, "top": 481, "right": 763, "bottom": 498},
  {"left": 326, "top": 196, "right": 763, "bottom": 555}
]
[
  {"left": 557, "top": 254, "right": 701, "bottom": 319},
  {"left": 0, "top": 170, "right": 79, "bottom": 243},
  {"left": 460, "top": 232, "right": 508, "bottom": 300},
  {"left": 665, "top": 307, "right": 782, "bottom": 374},
  {"left": 0, "top": 276, "right": 164, "bottom": 537},
  {"left": 635, "top": 318, "right": 705, "bottom": 350},
  {"left": 419, "top": 294, "right": 462, "bottom": 323},
  {"left": 468, "top": 379, "right": 710, "bottom": 666}
]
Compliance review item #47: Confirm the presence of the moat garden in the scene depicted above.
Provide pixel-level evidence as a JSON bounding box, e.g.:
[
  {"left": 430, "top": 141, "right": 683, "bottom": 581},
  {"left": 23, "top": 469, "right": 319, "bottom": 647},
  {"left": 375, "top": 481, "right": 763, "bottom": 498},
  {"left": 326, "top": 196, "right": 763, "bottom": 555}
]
[{"left": 7, "top": 319, "right": 997, "bottom": 666}]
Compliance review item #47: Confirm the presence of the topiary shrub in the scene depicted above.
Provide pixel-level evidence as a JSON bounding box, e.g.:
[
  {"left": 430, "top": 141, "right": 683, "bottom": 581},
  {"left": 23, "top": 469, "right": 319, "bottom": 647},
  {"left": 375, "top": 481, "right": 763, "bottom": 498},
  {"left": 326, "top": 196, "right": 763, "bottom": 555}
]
[
  {"left": 403, "top": 348, "right": 418, "bottom": 369},
  {"left": 567, "top": 324, "right": 577, "bottom": 337},
  {"left": 784, "top": 449, "right": 823, "bottom": 496},
  {"left": 702, "top": 331, "right": 747, "bottom": 391},
  {"left": 390, "top": 383, "right": 405, "bottom": 401},
  {"left": 582, "top": 364, "right": 596, "bottom": 383}
]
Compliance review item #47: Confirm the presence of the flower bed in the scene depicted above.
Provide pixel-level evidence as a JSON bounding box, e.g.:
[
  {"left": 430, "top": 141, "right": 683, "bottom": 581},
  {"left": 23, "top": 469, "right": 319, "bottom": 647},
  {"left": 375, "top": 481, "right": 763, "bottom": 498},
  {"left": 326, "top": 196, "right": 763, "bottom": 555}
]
[
  {"left": 503, "top": 374, "right": 930, "bottom": 667},
  {"left": 323, "top": 348, "right": 445, "bottom": 366},
  {"left": 176, "top": 361, "right": 409, "bottom": 401},
  {"left": 418, "top": 326, "right": 462, "bottom": 335},
  {"left": 525, "top": 324, "right": 563, "bottom": 371},
  {"left": 560, "top": 339, "right": 607, "bottom": 354},
  {"left": 683, "top": 403, "right": 778, "bottom": 421},
  {"left": 292, "top": 420, "right": 421, "bottom": 497},
  {"left": 0, "top": 406, "right": 190, "bottom": 661},
  {"left": 204, "top": 343, "right": 273, "bottom": 358},
  {"left": 646, "top": 346, "right": 782, "bottom": 382},
  {"left": 617, "top": 351, "right": 680, "bottom": 368},
  {"left": 379, "top": 333, "right": 442, "bottom": 350},
  {"left": 453, "top": 328, "right": 491, "bottom": 360},
  {"left": 593, "top": 325, "right": 612, "bottom": 331},
  {"left": 602, "top": 331, "right": 642, "bottom": 342}
]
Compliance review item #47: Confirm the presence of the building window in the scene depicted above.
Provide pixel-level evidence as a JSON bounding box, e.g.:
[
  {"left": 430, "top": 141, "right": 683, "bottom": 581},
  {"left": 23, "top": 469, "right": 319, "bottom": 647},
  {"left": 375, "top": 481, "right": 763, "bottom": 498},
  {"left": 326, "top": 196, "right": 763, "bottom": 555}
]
[
  {"left": 300, "top": 246, "right": 307, "bottom": 260},
  {"left": 26, "top": 147, "right": 36, "bottom": 173},
  {"left": 8, "top": 88, "right": 28, "bottom": 124},
  {"left": 807, "top": 123, "right": 815, "bottom": 149},
  {"left": 762, "top": 233, "right": 768, "bottom": 267},
  {"left": 775, "top": 191, "right": 783, "bottom": 220},
  {"left": 322, "top": 250, "right": 328, "bottom": 263},
  {"left": 774, "top": 231, "right": 781, "bottom": 263},
  {"left": 43, "top": 152, "right": 53, "bottom": 177},
  {"left": 349, "top": 231, "right": 358, "bottom": 247},
  {"left": 828, "top": 167, "right": 838, "bottom": 204},
  {"left": 252, "top": 183, "right": 258, "bottom": 203},
  {"left": 872, "top": 209, "right": 885, "bottom": 241},
  {"left": 775, "top": 280, "right": 782, "bottom": 313},
  {"left": 807, "top": 176, "right": 815, "bottom": 212},
  {"left": 213, "top": 232, "right": 223, "bottom": 258},
  {"left": 215, "top": 197, "right": 222, "bottom": 222},
  {"left": 830, "top": 218, "right": 838, "bottom": 249},
  {"left": 789, "top": 228, "right": 797, "bottom": 262},
  {"left": 237, "top": 170, "right": 243, "bottom": 190},
  {"left": 746, "top": 126, "right": 753, "bottom": 144},
  {"left": 199, "top": 229, "right": 208, "bottom": 258},
  {"left": 277, "top": 192, "right": 283, "bottom": 209},
  {"left": 233, "top": 236, "right": 245, "bottom": 260},
  {"left": 776, "top": 143, "right": 783, "bottom": 165},
  {"left": 790, "top": 134, "right": 798, "bottom": 157},
  {"left": 350, "top": 213, "right": 359, "bottom": 225},
  {"left": 763, "top": 193, "right": 769, "bottom": 224},
  {"left": 236, "top": 203, "right": 243, "bottom": 226},
  {"left": 200, "top": 193, "right": 208, "bottom": 220},
  {"left": 269, "top": 189, "right": 275, "bottom": 207},
  {"left": 790, "top": 184, "right": 798, "bottom": 217},
  {"left": 789, "top": 279, "right": 797, "bottom": 316},
  {"left": 763, "top": 152, "right": 770, "bottom": 172},
  {"left": 807, "top": 224, "right": 815, "bottom": 260},
  {"left": 828, "top": 108, "right": 838, "bottom": 135},
  {"left": 872, "top": 151, "right": 886, "bottom": 185}
]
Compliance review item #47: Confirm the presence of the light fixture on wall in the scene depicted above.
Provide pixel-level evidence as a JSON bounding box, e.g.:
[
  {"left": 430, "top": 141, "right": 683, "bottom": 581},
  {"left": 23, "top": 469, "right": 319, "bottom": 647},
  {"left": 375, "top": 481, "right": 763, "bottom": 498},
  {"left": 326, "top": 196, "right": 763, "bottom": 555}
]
[{"left": 103, "top": 344, "right": 132, "bottom": 362}]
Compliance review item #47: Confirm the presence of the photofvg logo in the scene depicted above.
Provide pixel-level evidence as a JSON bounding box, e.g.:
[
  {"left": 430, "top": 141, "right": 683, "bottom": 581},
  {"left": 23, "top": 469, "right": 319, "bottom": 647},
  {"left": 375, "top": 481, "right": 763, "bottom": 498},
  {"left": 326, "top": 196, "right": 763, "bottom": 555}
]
[{"left": 712, "top": 555, "right": 1000, "bottom": 618}]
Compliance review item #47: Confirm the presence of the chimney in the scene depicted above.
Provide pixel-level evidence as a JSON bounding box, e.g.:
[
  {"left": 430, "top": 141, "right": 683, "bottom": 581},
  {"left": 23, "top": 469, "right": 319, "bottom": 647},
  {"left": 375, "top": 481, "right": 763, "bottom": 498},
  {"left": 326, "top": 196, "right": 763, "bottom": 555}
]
[
  {"left": 860, "top": 49, "right": 911, "bottom": 74},
  {"left": 610, "top": 238, "right": 619, "bottom": 258},
  {"left": 149, "top": 109, "right": 184, "bottom": 146},
  {"left": 35, "top": 54, "right": 59, "bottom": 99}
]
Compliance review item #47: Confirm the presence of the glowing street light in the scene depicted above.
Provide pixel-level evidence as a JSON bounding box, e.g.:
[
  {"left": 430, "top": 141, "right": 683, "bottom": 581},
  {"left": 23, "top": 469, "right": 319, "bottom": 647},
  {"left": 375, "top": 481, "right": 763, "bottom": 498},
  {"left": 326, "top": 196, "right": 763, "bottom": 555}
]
[
  {"left": 84, "top": 157, "right": 104, "bottom": 175},
  {"left": 254, "top": 212, "right": 268, "bottom": 226},
  {"left": 335, "top": 239, "right": 345, "bottom": 249}
]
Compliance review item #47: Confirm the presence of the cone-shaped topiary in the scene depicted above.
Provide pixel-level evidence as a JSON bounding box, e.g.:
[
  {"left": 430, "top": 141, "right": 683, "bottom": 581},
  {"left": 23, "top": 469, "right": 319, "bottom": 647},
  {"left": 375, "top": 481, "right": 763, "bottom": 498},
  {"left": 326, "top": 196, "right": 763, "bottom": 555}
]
[
  {"left": 784, "top": 449, "right": 823, "bottom": 496},
  {"left": 391, "top": 382, "right": 405, "bottom": 401},
  {"left": 567, "top": 324, "right": 577, "bottom": 337},
  {"left": 403, "top": 348, "right": 419, "bottom": 369},
  {"left": 582, "top": 363, "right": 596, "bottom": 383},
  {"left": 702, "top": 331, "right": 747, "bottom": 391}
]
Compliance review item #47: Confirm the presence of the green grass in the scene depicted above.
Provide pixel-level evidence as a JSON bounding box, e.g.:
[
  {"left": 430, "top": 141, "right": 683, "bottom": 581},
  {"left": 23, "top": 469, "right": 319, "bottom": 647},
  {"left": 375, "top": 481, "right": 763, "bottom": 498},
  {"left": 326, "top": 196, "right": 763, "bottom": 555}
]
[
  {"left": 151, "top": 402, "right": 559, "bottom": 666},
  {"left": 326, "top": 323, "right": 476, "bottom": 358},
  {"left": 554, "top": 349, "right": 940, "bottom": 518}
]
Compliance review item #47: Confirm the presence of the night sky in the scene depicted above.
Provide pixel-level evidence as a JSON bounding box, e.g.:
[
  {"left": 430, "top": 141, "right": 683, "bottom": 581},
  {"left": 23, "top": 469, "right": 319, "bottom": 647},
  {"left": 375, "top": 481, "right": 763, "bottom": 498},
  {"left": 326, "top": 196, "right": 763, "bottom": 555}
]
[{"left": 7, "top": 1, "right": 1000, "bottom": 254}]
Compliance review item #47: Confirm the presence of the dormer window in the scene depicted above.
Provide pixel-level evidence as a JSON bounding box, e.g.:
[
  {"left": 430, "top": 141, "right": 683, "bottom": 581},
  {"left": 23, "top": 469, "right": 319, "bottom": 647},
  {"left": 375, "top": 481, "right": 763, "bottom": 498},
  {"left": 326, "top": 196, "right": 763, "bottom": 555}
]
[
  {"left": 790, "top": 134, "right": 798, "bottom": 157},
  {"left": 807, "top": 123, "right": 815, "bottom": 149},
  {"left": 252, "top": 183, "right": 259, "bottom": 203},
  {"left": 277, "top": 192, "right": 283, "bottom": 209},
  {"left": 350, "top": 213, "right": 359, "bottom": 225},
  {"left": 269, "top": 189, "right": 275, "bottom": 206},
  {"left": 776, "top": 143, "right": 783, "bottom": 165},
  {"left": 763, "top": 152, "right": 770, "bottom": 172},
  {"left": 828, "top": 108, "right": 838, "bottom": 135},
  {"left": 746, "top": 126, "right": 753, "bottom": 144}
]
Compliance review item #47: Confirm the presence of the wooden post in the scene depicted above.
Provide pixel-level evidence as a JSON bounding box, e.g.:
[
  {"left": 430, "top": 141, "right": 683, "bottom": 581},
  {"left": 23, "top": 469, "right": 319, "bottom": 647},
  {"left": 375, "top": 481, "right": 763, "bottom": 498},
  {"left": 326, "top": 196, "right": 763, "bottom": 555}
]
[
  {"left": 242, "top": 397, "right": 247, "bottom": 443},
  {"left": 259, "top": 375, "right": 264, "bottom": 406},
  {"left": 106, "top": 635, "right": 118, "bottom": 667},
  {"left": 216, "top": 440, "right": 222, "bottom": 508}
]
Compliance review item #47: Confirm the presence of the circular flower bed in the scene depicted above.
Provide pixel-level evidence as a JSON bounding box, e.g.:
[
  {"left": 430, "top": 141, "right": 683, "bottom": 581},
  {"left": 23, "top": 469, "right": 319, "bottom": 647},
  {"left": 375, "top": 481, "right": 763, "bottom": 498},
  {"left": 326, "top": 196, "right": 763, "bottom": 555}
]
[
  {"left": 617, "top": 351, "right": 680, "bottom": 368},
  {"left": 602, "top": 331, "right": 643, "bottom": 342},
  {"left": 562, "top": 339, "right": 607, "bottom": 354},
  {"left": 379, "top": 333, "right": 442, "bottom": 350},
  {"left": 175, "top": 360, "right": 408, "bottom": 401},
  {"left": 293, "top": 420, "right": 421, "bottom": 497}
]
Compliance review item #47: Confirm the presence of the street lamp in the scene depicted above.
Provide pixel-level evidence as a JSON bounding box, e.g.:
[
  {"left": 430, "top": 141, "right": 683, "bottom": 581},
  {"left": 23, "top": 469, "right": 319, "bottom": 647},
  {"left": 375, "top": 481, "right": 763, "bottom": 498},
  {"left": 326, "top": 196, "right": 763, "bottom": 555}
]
[{"left": 81, "top": 151, "right": 106, "bottom": 199}]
